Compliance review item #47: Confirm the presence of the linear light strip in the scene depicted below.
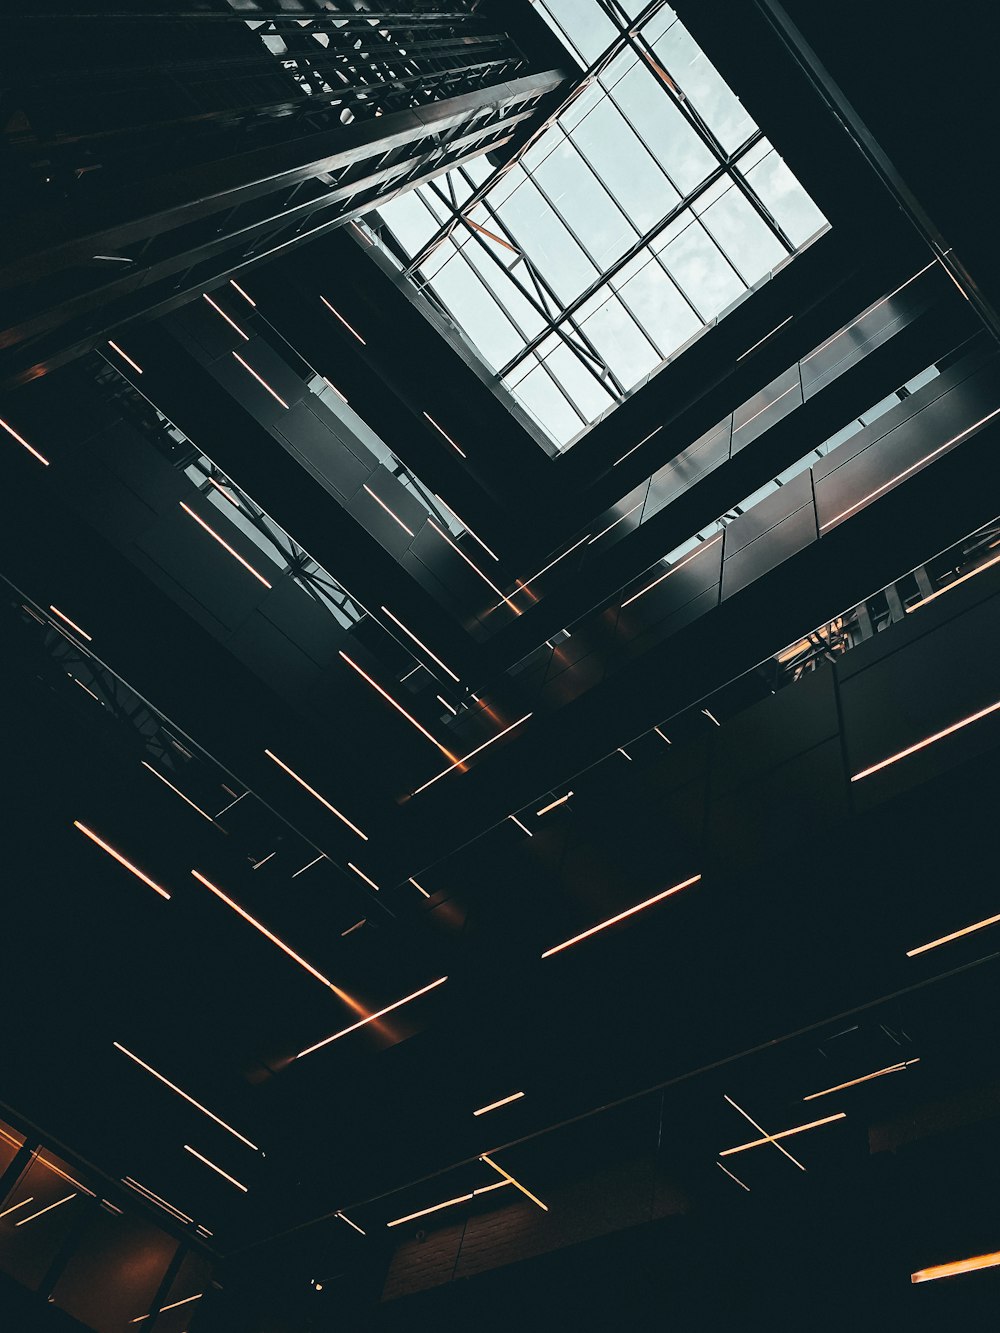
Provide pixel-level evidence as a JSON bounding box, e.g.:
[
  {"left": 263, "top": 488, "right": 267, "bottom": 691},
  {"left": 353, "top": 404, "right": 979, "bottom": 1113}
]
[
  {"left": 380, "top": 606, "right": 458, "bottom": 681},
  {"left": 907, "top": 911, "right": 1000, "bottom": 957},
  {"left": 851, "top": 697, "right": 1000, "bottom": 782},
  {"left": 437, "top": 694, "right": 457, "bottom": 715},
  {"left": 536, "top": 791, "right": 572, "bottom": 817},
  {"left": 320, "top": 296, "right": 366, "bottom": 344},
  {"left": 542, "top": 873, "right": 700, "bottom": 959},
  {"left": 37, "top": 1156, "right": 96, "bottom": 1198},
  {"left": 264, "top": 749, "right": 367, "bottom": 840},
  {"left": 422, "top": 411, "right": 466, "bottom": 457},
  {"left": 231, "top": 352, "right": 289, "bottom": 409},
  {"left": 108, "top": 341, "right": 143, "bottom": 374},
  {"left": 803, "top": 1059, "right": 919, "bottom": 1101},
  {"left": 74, "top": 679, "right": 101, "bottom": 702},
  {"left": 15, "top": 1193, "right": 75, "bottom": 1227},
  {"left": 723, "top": 1095, "right": 804, "bottom": 1171},
  {"left": 203, "top": 293, "right": 248, "bottom": 340},
  {"left": 654, "top": 726, "right": 671, "bottom": 745},
  {"left": 74, "top": 821, "right": 171, "bottom": 900},
  {"left": 180, "top": 502, "right": 273, "bottom": 587},
  {"left": 733, "top": 383, "right": 798, "bottom": 436},
  {"left": 588, "top": 502, "right": 643, "bottom": 544},
  {"left": 408, "top": 876, "right": 431, "bottom": 899},
  {"left": 337, "top": 1210, "right": 367, "bottom": 1235},
  {"left": 716, "top": 1162, "right": 750, "bottom": 1192},
  {"left": 480, "top": 1153, "right": 548, "bottom": 1211},
  {"left": 296, "top": 976, "right": 448, "bottom": 1059},
  {"left": 48, "top": 605, "right": 92, "bottom": 640},
  {"left": 322, "top": 375, "right": 348, "bottom": 402},
  {"left": 820, "top": 406, "right": 1000, "bottom": 531},
  {"left": 429, "top": 520, "right": 517, "bottom": 610},
  {"left": 432, "top": 494, "right": 497, "bottom": 559},
  {"left": 229, "top": 279, "right": 256, "bottom": 306},
  {"left": 348, "top": 862, "right": 380, "bottom": 892},
  {"left": 614, "top": 425, "right": 662, "bottom": 467},
  {"left": 0, "top": 1197, "right": 33, "bottom": 1220},
  {"left": 131, "top": 1293, "right": 204, "bottom": 1324},
  {"left": 363, "top": 484, "right": 414, "bottom": 536},
  {"left": 140, "top": 761, "right": 216, "bottom": 825},
  {"left": 411, "top": 713, "right": 532, "bottom": 796},
  {"left": 123, "top": 1177, "right": 193, "bottom": 1224},
  {"left": 912, "top": 1250, "right": 1000, "bottom": 1284},
  {"left": 114, "top": 1044, "right": 259, "bottom": 1152},
  {"left": 339, "top": 651, "right": 458, "bottom": 762},
  {"left": 341, "top": 918, "right": 366, "bottom": 937},
  {"left": 719, "top": 1112, "right": 846, "bottom": 1157},
  {"left": 293, "top": 854, "right": 326, "bottom": 879},
  {"left": 737, "top": 316, "right": 793, "bottom": 361},
  {"left": 802, "top": 262, "right": 936, "bottom": 365},
  {"left": 907, "top": 550, "right": 1000, "bottom": 613},
  {"left": 386, "top": 1183, "right": 509, "bottom": 1228},
  {"left": 473, "top": 1091, "right": 524, "bottom": 1116},
  {"left": 508, "top": 814, "right": 533, "bottom": 837},
  {"left": 622, "top": 535, "right": 722, "bottom": 608},
  {"left": 0, "top": 415, "right": 50, "bottom": 466},
  {"left": 512, "top": 535, "right": 591, "bottom": 596},
  {"left": 184, "top": 1145, "right": 248, "bottom": 1193}
]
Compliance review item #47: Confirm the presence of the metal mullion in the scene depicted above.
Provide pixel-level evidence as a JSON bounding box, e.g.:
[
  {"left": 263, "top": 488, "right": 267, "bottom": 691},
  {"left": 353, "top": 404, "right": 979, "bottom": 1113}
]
[
  {"left": 544, "top": 316, "right": 627, "bottom": 401},
  {"left": 454, "top": 216, "right": 560, "bottom": 332}
]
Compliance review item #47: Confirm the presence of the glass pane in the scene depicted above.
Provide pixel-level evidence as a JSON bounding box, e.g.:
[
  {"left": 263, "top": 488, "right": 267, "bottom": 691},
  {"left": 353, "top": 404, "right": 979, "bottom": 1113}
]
[
  {"left": 510, "top": 361, "right": 586, "bottom": 447},
  {"left": 539, "top": 0, "right": 619, "bottom": 66},
  {"left": 379, "top": 190, "right": 440, "bottom": 254},
  {"left": 697, "top": 180, "right": 788, "bottom": 283},
  {"left": 743, "top": 144, "right": 828, "bottom": 247},
  {"left": 656, "top": 215, "right": 745, "bottom": 320},
  {"left": 541, "top": 340, "right": 618, "bottom": 422},
  {"left": 606, "top": 61, "right": 717, "bottom": 195},
  {"left": 461, "top": 233, "right": 548, "bottom": 339},
  {"left": 570, "top": 93, "right": 681, "bottom": 233},
  {"left": 494, "top": 177, "right": 599, "bottom": 304},
  {"left": 615, "top": 253, "right": 702, "bottom": 357},
  {"left": 651, "top": 20, "right": 756, "bottom": 154},
  {"left": 576, "top": 292, "right": 660, "bottom": 390},
  {"left": 532, "top": 138, "right": 637, "bottom": 270},
  {"left": 431, "top": 252, "right": 524, "bottom": 369}
]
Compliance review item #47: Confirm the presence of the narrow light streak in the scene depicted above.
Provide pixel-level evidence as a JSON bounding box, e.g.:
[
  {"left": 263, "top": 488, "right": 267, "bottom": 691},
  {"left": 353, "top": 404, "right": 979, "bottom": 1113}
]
[
  {"left": 536, "top": 791, "right": 572, "bottom": 817},
  {"left": 621, "top": 535, "right": 722, "bottom": 608},
  {"left": 339, "top": 651, "right": 460, "bottom": 762},
  {"left": 347, "top": 862, "right": 380, "bottom": 892},
  {"left": 229, "top": 278, "right": 256, "bottom": 306},
  {"left": 22, "top": 604, "right": 46, "bottom": 622},
  {"left": 719, "top": 1112, "right": 846, "bottom": 1157},
  {"left": 322, "top": 376, "right": 348, "bottom": 402},
  {"left": 37, "top": 1157, "right": 96, "bottom": 1197},
  {"left": 101, "top": 1200, "right": 124, "bottom": 1215},
  {"left": 203, "top": 292, "right": 248, "bottom": 340},
  {"left": 0, "top": 1128, "right": 22, "bottom": 1148},
  {"left": 320, "top": 296, "right": 366, "bottom": 344},
  {"left": 701, "top": 708, "right": 721, "bottom": 727},
  {"left": 429, "top": 520, "right": 516, "bottom": 609},
  {"left": 293, "top": 854, "right": 326, "bottom": 879},
  {"left": 820, "top": 407, "right": 1000, "bottom": 531},
  {"left": 723, "top": 1095, "right": 805, "bottom": 1171},
  {"left": 264, "top": 749, "right": 367, "bottom": 840},
  {"left": 296, "top": 976, "right": 448, "bottom": 1059},
  {"left": 437, "top": 694, "right": 457, "bottom": 715},
  {"left": 208, "top": 477, "right": 240, "bottom": 506},
  {"left": 411, "top": 713, "right": 532, "bottom": 796},
  {"left": 588, "top": 502, "right": 643, "bottom": 544},
  {"left": 851, "top": 697, "right": 1000, "bottom": 782},
  {"left": 74, "top": 679, "right": 101, "bottom": 703},
  {"left": 0, "top": 415, "right": 50, "bottom": 466},
  {"left": 381, "top": 606, "right": 459, "bottom": 681},
  {"left": 512, "top": 535, "right": 589, "bottom": 596},
  {"left": 215, "top": 791, "right": 247, "bottom": 817},
  {"left": 15, "top": 1194, "right": 75, "bottom": 1227},
  {"left": 618, "top": 748, "right": 632, "bottom": 761},
  {"left": 508, "top": 814, "right": 533, "bottom": 837},
  {"left": 231, "top": 351, "right": 289, "bottom": 408},
  {"left": 480, "top": 1153, "right": 548, "bottom": 1211},
  {"left": 422, "top": 411, "right": 466, "bottom": 457},
  {"left": 474, "top": 1091, "right": 525, "bottom": 1116},
  {"left": 108, "top": 341, "right": 143, "bottom": 373},
  {"left": 93, "top": 254, "right": 133, "bottom": 263},
  {"left": 408, "top": 876, "right": 431, "bottom": 898},
  {"left": 912, "top": 1250, "right": 1000, "bottom": 1284},
  {"left": 180, "top": 502, "right": 273, "bottom": 587},
  {"left": 433, "top": 494, "right": 498, "bottom": 560},
  {"left": 542, "top": 873, "right": 701, "bottom": 959},
  {"left": 737, "top": 316, "right": 793, "bottom": 361},
  {"left": 184, "top": 1145, "right": 248, "bottom": 1193},
  {"left": 252, "top": 851, "right": 276, "bottom": 870},
  {"left": 131, "top": 1293, "right": 203, "bottom": 1324},
  {"left": 122, "top": 1177, "right": 193, "bottom": 1224},
  {"left": 801, "top": 262, "right": 936, "bottom": 365},
  {"left": 141, "top": 761, "right": 216, "bottom": 825},
  {"left": 907, "top": 550, "right": 1000, "bottom": 612},
  {"left": 732, "top": 383, "right": 798, "bottom": 436},
  {"left": 654, "top": 726, "right": 672, "bottom": 745},
  {"left": 803, "top": 1059, "right": 919, "bottom": 1101},
  {"left": 0, "top": 1198, "right": 34, "bottom": 1220},
  {"left": 363, "top": 484, "right": 414, "bottom": 537},
  {"left": 716, "top": 1162, "right": 751, "bottom": 1192},
  {"left": 614, "top": 425, "right": 662, "bottom": 466},
  {"left": 114, "top": 1043, "right": 259, "bottom": 1152},
  {"left": 341, "top": 918, "right": 366, "bottom": 937},
  {"left": 400, "top": 665, "right": 421, "bottom": 682},
  {"left": 906, "top": 911, "right": 1000, "bottom": 958},
  {"left": 73, "top": 821, "right": 171, "bottom": 900},
  {"left": 387, "top": 1192, "right": 476, "bottom": 1227},
  {"left": 337, "top": 1210, "right": 366, "bottom": 1235},
  {"left": 196, "top": 1224, "right": 213, "bottom": 1237}
]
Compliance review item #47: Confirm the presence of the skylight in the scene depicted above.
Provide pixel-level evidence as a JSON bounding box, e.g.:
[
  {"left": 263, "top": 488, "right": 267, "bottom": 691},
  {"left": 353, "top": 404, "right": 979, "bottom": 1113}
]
[{"left": 372, "top": 1, "right": 828, "bottom": 450}]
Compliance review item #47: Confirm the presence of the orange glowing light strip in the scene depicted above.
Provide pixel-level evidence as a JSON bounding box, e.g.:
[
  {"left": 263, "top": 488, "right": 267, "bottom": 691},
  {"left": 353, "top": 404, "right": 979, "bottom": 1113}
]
[
  {"left": 191, "top": 869, "right": 344, "bottom": 992},
  {"left": 320, "top": 296, "right": 366, "bottom": 344},
  {"left": 74, "top": 821, "right": 171, "bottom": 900},
  {"left": 123, "top": 1177, "right": 194, "bottom": 1224},
  {"left": 409, "top": 876, "right": 431, "bottom": 898},
  {"left": 428, "top": 520, "right": 516, "bottom": 609},
  {"left": 231, "top": 351, "right": 289, "bottom": 408},
  {"left": 0, "top": 1198, "right": 33, "bottom": 1220},
  {"left": 296, "top": 976, "right": 448, "bottom": 1059},
  {"left": 851, "top": 697, "right": 1000, "bottom": 782},
  {"left": 433, "top": 494, "right": 498, "bottom": 560},
  {"left": 480, "top": 1153, "right": 548, "bottom": 1211},
  {"left": 542, "top": 873, "right": 700, "bottom": 959},
  {"left": 803, "top": 1059, "right": 919, "bottom": 1101},
  {"left": 820, "top": 406, "right": 1000, "bottom": 531},
  {"left": 229, "top": 278, "right": 256, "bottom": 306},
  {"left": 15, "top": 1194, "right": 75, "bottom": 1226},
  {"left": 719, "top": 1112, "right": 846, "bottom": 1157},
  {"left": 589, "top": 502, "right": 643, "bottom": 544},
  {"left": 907, "top": 911, "right": 1000, "bottom": 957},
  {"left": 131, "top": 1293, "right": 203, "bottom": 1324},
  {"left": 203, "top": 292, "right": 248, "bottom": 340},
  {"left": 363, "top": 484, "right": 414, "bottom": 536},
  {"left": 723, "top": 1095, "right": 804, "bottom": 1171},
  {"left": 347, "top": 862, "right": 380, "bottom": 892},
  {"left": 381, "top": 606, "right": 458, "bottom": 681},
  {"left": 339, "top": 651, "right": 459, "bottom": 762},
  {"left": 114, "top": 1043, "right": 259, "bottom": 1151},
  {"left": 0, "top": 415, "right": 50, "bottom": 465},
  {"left": 411, "top": 713, "right": 532, "bottom": 796},
  {"left": 511, "top": 535, "right": 589, "bottom": 598},
  {"left": 337, "top": 1210, "right": 367, "bottom": 1235},
  {"left": 140, "top": 761, "right": 216, "bottom": 824},
  {"left": 108, "top": 340, "right": 143, "bottom": 373},
  {"left": 180, "top": 501, "right": 273, "bottom": 587},
  {"left": 508, "top": 814, "right": 533, "bottom": 837},
  {"left": 0, "top": 1128, "right": 23, "bottom": 1149},
  {"left": 264, "top": 749, "right": 367, "bottom": 839},
  {"left": 911, "top": 1250, "right": 1000, "bottom": 1284},
  {"left": 386, "top": 1182, "right": 510, "bottom": 1228},
  {"left": 536, "top": 791, "right": 572, "bottom": 817},
  {"left": 907, "top": 550, "right": 1000, "bottom": 613},
  {"left": 473, "top": 1091, "right": 524, "bottom": 1116},
  {"left": 37, "top": 1156, "right": 96, "bottom": 1197},
  {"left": 621, "top": 535, "right": 722, "bottom": 608},
  {"left": 184, "top": 1145, "right": 248, "bottom": 1193},
  {"left": 422, "top": 411, "right": 466, "bottom": 457},
  {"left": 716, "top": 1162, "right": 750, "bottom": 1192}
]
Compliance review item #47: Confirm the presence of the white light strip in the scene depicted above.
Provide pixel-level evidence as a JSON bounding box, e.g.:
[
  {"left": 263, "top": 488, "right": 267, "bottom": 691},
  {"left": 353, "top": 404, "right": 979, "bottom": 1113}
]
[
  {"left": 408, "top": 876, "right": 431, "bottom": 898},
  {"left": 907, "top": 551, "right": 1000, "bottom": 613},
  {"left": 411, "top": 713, "right": 532, "bottom": 796},
  {"left": 293, "top": 854, "right": 326, "bottom": 879},
  {"left": 264, "top": 749, "right": 367, "bottom": 840},
  {"left": 229, "top": 279, "right": 256, "bottom": 306},
  {"left": 184, "top": 1145, "right": 248, "bottom": 1193},
  {"left": 536, "top": 791, "right": 572, "bottom": 817},
  {"left": 37, "top": 1156, "right": 96, "bottom": 1198},
  {"left": 852, "top": 697, "right": 1000, "bottom": 782},
  {"left": 74, "top": 679, "right": 101, "bottom": 703},
  {"left": 621, "top": 535, "right": 722, "bottom": 608},
  {"left": 803, "top": 1059, "right": 919, "bottom": 1100},
  {"left": 208, "top": 477, "right": 240, "bottom": 507},
  {"left": 508, "top": 814, "right": 533, "bottom": 837},
  {"left": 252, "top": 851, "right": 275, "bottom": 870},
  {"left": 912, "top": 1250, "right": 1000, "bottom": 1284},
  {"left": 337, "top": 1210, "right": 367, "bottom": 1235},
  {"left": 114, "top": 1043, "right": 259, "bottom": 1151},
  {"left": 231, "top": 351, "right": 289, "bottom": 408},
  {"left": 123, "top": 1177, "right": 193, "bottom": 1224},
  {"left": 732, "top": 382, "right": 799, "bottom": 435},
  {"left": 381, "top": 606, "right": 459, "bottom": 681},
  {"left": 512, "top": 535, "right": 589, "bottom": 597},
  {"left": 339, "top": 651, "right": 459, "bottom": 761},
  {"left": 15, "top": 1193, "right": 75, "bottom": 1227},
  {"left": 0, "top": 1197, "right": 34, "bottom": 1220},
  {"left": 719, "top": 1112, "right": 845, "bottom": 1157},
  {"left": 296, "top": 977, "right": 448, "bottom": 1059},
  {"left": 821, "top": 407, "right": 1000, "bottom": 532},
  {"left": 723, "top": 1095, "right": 804, "bottom": 1171},
  {"left": 0, "top": 415, "right": 50, "bottom": 466},
  {"left": 543, "top": 873, "right": 700, "bottom": 958},
  {"left": 588, "top": 502, "right": 643, "bottom": 544},
  {"left": 108, "top": 341, "right": 143, "bottom": 374},
  {"left": 473, "top": 1091, "right": 524, "bottom": 1117},
  {"left": 347, "top": 862, "right": 380, "bottom": 892},
  {"left": 322, "top": 376, "right": 348, "bottom": 402},
  {"left": 480, "top": 1153, "right": 548, "bottom": 1211},
  {"left": 363, "top": 484, "right": 414, "bottom": 537},
  {"left": 203, "top": 293, "right": 248, "bottom": 340},
  {"left": 701, "top": 708, "right": 721, "bottom": 727},
  {"left": 131, "top": 1293, "right": 203, "bottom": 1324},
  {"left": 618, "top": 748, "right": 632, "bottom": 761},
  {"left": 737, "top": 316, "right": 793, "bottom": 361},
  {"left": 716, "top": 1162, "right": 750, "bottom": 1192},
  {"left": 437, "top": 694, "right": 457, "bottom": 716},
  {"left": 341, "top": 918, "right": 366, "bottom": 937},
  {"left": 320, "top": 296, "right": 366, "bottom": 344},
  {"left": 429, "top": 520, "right": 517, "bottom": 609},
  {"left": 73, "top": 821, "right": 171, "bottom": 900},
  {"left": 140, "top": 761, "right": 216, "bottom": 824},
  {"left": 802, "top": 262, "right": 936, "bottom": 365},
  {"left": 423, "top": 411, "right": 466, "bottom": 458},
  {"left": 907, "top": 911, "right": 1000, "bottom": 957},
  {"left": 654, "top": 726, "right": 671, "bottom": 745},
  {"left": 180, "top": 502, "right": 273, "bottom": 587},
  {"left": 432, "top": 494, "right": 498, "bottom": 559},
  {"left": 614, "top": 425, "right": 661, "bottom": 467}
]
